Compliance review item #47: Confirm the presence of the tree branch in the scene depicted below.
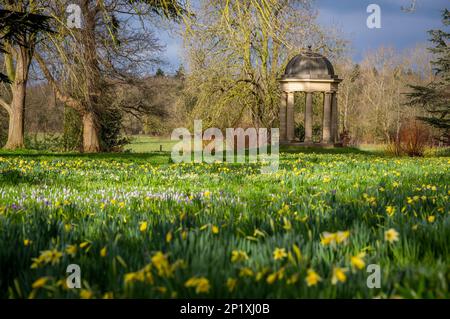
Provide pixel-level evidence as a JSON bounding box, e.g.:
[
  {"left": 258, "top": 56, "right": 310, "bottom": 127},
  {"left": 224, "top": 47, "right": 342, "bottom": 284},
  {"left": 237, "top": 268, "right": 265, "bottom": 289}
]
[
  {"left": 34, "top": 52, "right": 84, "bottom": 113},
  {"left": 0, "top": 97, "right": 11, "bottom": 114}
]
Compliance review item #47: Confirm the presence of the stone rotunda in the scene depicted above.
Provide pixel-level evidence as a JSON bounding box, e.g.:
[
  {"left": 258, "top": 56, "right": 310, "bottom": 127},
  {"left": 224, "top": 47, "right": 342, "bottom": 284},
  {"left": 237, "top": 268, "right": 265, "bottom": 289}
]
[{"left": 279, "top": 46, "right": 342, "bottom": 146}]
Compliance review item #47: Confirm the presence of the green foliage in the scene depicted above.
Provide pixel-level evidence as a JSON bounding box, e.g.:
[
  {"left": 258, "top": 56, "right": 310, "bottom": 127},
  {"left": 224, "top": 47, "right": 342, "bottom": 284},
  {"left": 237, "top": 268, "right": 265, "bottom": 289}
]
[
  {"left": 25, "top": 133, "right": 64, "bottom": 152},
  {"left": 143, "top": 115, "right": 167, "bottom": 136},
  {"left": 295, "top": 123, "right": 305, "bottom": 141},
  {"left": 0, "top": 150, "right": 448, "bottom": 298},
  {"left": 407, "top": 9, "right": 450, "bottom": 143},
  {"left": 62, "top": 107, "right": 82, "bottom": 152},
  {"left": 155, "top": 68, "right": 165, "bottom": 77},
  {"left": 0, "top": 9, "right": 54, "bottom": 83},
  {"left": 98, "top": 108, "right": 129, "bottom": 152}
]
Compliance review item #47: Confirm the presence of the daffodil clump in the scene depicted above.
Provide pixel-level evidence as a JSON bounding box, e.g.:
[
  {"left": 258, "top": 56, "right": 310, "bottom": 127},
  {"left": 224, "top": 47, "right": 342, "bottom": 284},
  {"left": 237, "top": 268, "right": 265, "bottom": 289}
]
[{"left": 0, "top": 151, "right": 448, "bottom": 298}]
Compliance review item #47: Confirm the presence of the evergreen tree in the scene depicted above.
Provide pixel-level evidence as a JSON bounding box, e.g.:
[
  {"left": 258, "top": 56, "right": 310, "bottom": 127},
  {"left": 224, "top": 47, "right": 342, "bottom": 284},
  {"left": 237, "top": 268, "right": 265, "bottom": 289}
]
[
  {"left": 155, "top": 68, "right": 165, "bottom": 77},
  {"left": 407, "top": 9, "right": 450, "bottom": 143},
  {"left": 0, "top": 9, "right": 53, "bottom": 83}
]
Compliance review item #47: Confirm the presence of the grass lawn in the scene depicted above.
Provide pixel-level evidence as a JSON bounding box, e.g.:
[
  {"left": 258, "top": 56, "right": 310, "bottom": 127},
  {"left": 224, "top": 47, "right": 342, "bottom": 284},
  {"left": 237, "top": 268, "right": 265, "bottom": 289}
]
[
  {"left": 0, "top": 146, "right": 448, "bottom": 298},
  {"left": 125, "top": 136, "right": 177, "bottom": 153}
]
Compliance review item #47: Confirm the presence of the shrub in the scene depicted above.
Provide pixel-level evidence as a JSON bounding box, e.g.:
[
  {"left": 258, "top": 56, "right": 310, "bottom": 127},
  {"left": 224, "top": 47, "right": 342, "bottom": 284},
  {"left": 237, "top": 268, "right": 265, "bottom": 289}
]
[
  {"left": 399, "top": 119, "right": 431, "bottom": 157},
  {"left": 385, "top": 119, "right": 431, "bottom": 157}
]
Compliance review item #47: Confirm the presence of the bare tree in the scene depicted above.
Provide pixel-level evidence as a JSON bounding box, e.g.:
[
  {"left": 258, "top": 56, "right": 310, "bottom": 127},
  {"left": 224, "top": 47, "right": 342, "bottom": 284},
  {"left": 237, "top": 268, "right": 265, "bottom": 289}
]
[
  {"left": 335, "top": 46, "right": 435, "bottom": 145},
  {"left": 35, "top": 0, "right": 186, "bottom": 152}
]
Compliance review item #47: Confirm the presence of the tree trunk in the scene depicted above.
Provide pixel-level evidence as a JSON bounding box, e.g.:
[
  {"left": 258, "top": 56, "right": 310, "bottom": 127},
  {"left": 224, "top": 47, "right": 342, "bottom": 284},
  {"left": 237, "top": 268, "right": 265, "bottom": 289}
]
[
  {"left": 4, "top": 45, "right": 32, "bottom": 150},
  {"left": 82, "top": 111, "right": 100, "bottom": 152},
  {"left": 80, "top": 1, "right": 102, "bottom": 153},
  {"left": 4, "top": 82, "right": 26, "bottom": 149}
]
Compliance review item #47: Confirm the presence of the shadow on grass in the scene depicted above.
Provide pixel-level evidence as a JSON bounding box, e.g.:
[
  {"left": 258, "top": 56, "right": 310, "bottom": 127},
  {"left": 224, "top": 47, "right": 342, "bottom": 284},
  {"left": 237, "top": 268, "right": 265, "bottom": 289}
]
[
  {"left": 280, "top": 146, "right": 382, "bottom": 156},
  {"left": 0, "top": 169, "right": 41, "bottom": 185},
  {"left": 0, "top": 146, "right": 382, "bottom": 161},
  {"left": 0, "top": 150, "right": 172, "bottom": 164}
]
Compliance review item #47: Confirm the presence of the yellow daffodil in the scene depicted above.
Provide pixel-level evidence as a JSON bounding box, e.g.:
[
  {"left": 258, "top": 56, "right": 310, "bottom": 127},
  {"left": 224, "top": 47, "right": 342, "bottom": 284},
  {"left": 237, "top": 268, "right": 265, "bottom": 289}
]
[
  {"left": 231, "top": 250, "right": 249, "bottom": 263},
  {"left": 31, "top": 249, "right": 63, "bottom": 268},
  {"left": 226, "top": 278, "right": 237, "bottom": 292},
  {"left": 185, "top": 277, "right": 210, "bottom": 294},
  {"left": 65, "top": 245, "right": 77, "bottom": 257},
  {"left": 266, "top": 272, "right": 278, "bottom": 285},
  {"left": 335, "top": 231, "right": 350, "bottom": 244},
  {"left": 79, "top": 241, "right": 90, "bottom": 249},
  {"left": 124, "top": 266, "right": 153, "bottom": 285},
  {"left": 282, "top": 218, "right": 292, "bottom": 231},
  {"left": 321, "top": 230, "right": 349, "bottom": 246},
  {"left": 255, "top": 268, "right": 270, "bottom": 281},
  {"left": 320, "top": 232, "right": 336, "bottom": 245},
  {"left": 103, "top": 292, "right": 114, "bottom": 299},
  {"left": 273, "top": 248, "right": 288, "bottom": 261},
  {"left": 124, "top": 272, "right": 139, "bottom": 285},
  {"left": 331, "top": 267, "right": 348, "bottom": 284},
  {"left": 305, "top": 269, "right": 321, "bottom": 287},
  {"left": 139, "top": 221, "right": 148, "bottom": 232},
  {"left": 287, "top": 273, "right": 300, "bottom": 285},
  {"left": 80, "top": 289, "right": 93, "bottom": 299},
  {"left": 384, "top": 228, "right": 399, "bottom": 243},
  {"left": 32, "top": 277, "right": 49, "bottom": 289},
  {"left": 151, "top": 251, "right": 173, "bottom": 277},
  {"left": 166, "top": 231, "right": 173, "bottom": 243},
  {"left": 350, "top": 252, "right": 366, "bottom": 270},
  {"left": 386, "top": 206, "right": 396, "bottom": 217},
  {"left": 277, "top": 204, "right": 290, "bottom": 215},
  {"left": 100, "top": 246, "right": 107, "bottom": 257},
  {"left": 239, "top": 267, "right": 254, "bottom": 277}
]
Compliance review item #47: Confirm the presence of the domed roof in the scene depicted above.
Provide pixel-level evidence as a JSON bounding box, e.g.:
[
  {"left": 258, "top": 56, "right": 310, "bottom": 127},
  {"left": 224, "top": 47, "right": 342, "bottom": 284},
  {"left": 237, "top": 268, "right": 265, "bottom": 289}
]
[{"left": 282, "top": 47, "right": 337, "bottom": 80}]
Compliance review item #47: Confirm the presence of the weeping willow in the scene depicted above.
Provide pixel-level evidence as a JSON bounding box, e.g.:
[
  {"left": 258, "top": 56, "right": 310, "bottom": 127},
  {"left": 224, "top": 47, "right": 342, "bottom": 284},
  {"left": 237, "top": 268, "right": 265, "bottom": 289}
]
[{"left": 182, "top": 0, "right": 345, "bottom": 130}]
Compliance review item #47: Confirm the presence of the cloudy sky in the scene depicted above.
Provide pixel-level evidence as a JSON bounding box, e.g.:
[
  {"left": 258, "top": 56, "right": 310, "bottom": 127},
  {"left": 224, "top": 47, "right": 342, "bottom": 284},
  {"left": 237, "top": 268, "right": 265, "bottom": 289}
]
[
  {"left": 317, "top": 0, "right": 447, "bottom": 60},
  {"left": 158, "top": 0, "right": 448, "bottom": 72}
]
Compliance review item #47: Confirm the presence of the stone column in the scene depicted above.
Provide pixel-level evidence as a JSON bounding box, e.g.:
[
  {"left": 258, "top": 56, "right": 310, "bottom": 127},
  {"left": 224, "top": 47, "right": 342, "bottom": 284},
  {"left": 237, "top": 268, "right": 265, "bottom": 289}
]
[
  {"left": 304, "top": 92, "right": 313, "bottom": 143},
  {"left": 331, "top": 92, "right": 339, "bottom": 143},
  {"left": 322, "top": 92, "right": 332, "bottom": 144},
  {"left": 279, "top": 92, "right": 287, "bottom": 142},
  {"left": 286, "top": 92, "right": 295, "bottom": 142}
]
